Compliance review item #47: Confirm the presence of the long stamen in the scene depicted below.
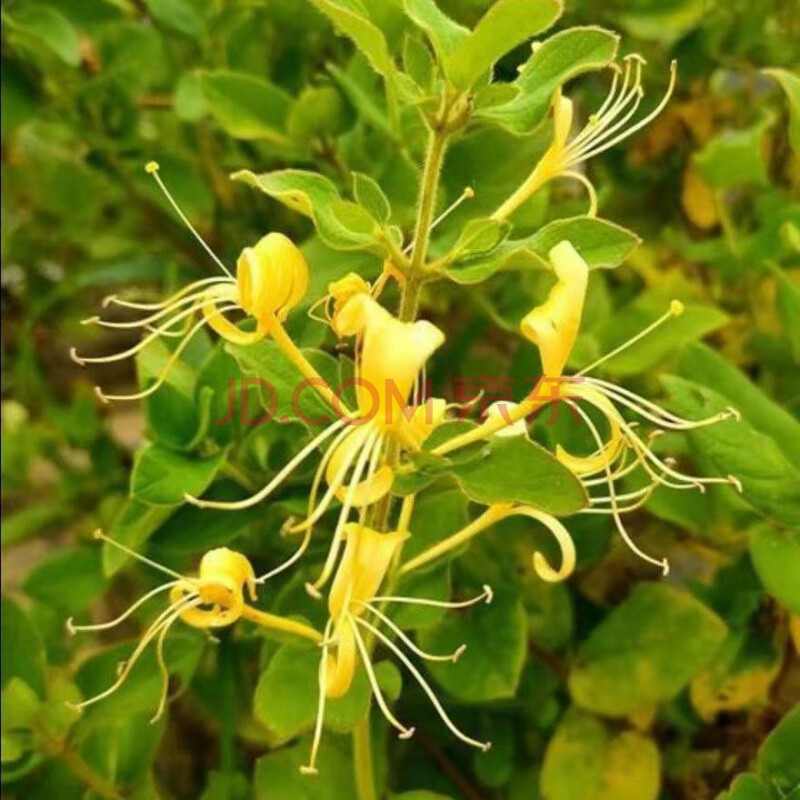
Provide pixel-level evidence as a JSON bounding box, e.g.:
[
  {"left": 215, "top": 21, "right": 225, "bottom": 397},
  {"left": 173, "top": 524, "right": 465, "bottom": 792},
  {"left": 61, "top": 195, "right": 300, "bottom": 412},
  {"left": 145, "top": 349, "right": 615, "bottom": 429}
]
[
  {"left": 186, "top": 418, "right": 348, "bottom": 510},
  {"left": 66, "top": 580, "right": 180, "bottom": 635},
  {"left": 301, "top": 620, "right": 334, "bottom": 775},
  {"left": 92, "top": 529, "right": 187, "bottom": 581},
  {"left": 567, "top": 399, "right": 669, "bottom": 575},
  {"left": 370, "top": 585, "right": 493, "bottom": 608},
  {"left": 72, "top": 295, "right": 224, "bottom": 367},
  {"left": 145, "top": 162, "right": 233, "bottom": 279},
  {"left": 359, "top": 602, "right": 466, "bottom": 663},
  {"left": 308, "top": 428, "right": 382, "bottom": 595},
  {"left": 256, "top": 520, "right": 312, "bottom": 584},
  {"left": 67, "top": 593, "right": 199, "bottom": 712},
  {"left": 350, "top": 616, "right": 415, "bottom": 738},
  {"left": 102, "top": 276, "right": 234, "bottom": 312},
  {"left": 286, "top": 422, "right": 355, "bottom": 538},
  {"left": 571, "top": 60, "right": 677, "bottom": 165},
  {"left": 404, "top": 187, "right": 475, "bottom": 255},
  {"left": 150, "top": 601, "right": 193, "bottom": 723},
  {"left": 576, "top": 300, "right": 684, "bottom": 377},
  {"left": 95, "top": 306, "right": 238, "bottom": 403},
  {"left": 356, "top": 617, "right": 491, "bottom": 752},
  {"left": 82, "top": 288, "right": 221, "bottom": 330}
]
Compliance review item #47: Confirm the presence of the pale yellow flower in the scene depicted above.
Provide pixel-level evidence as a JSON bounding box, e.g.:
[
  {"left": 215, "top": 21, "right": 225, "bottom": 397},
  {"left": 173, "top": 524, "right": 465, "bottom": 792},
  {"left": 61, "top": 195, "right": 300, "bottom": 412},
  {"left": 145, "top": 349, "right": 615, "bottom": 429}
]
[
  {"left": 301, "top": 523, "right": 492, "bottom": 775},
  {"left": 67, "top": 531, "right": 320, "bottom": 722},
  {"left": 71, "top": 163, "right": 308, "bottom": 402}
]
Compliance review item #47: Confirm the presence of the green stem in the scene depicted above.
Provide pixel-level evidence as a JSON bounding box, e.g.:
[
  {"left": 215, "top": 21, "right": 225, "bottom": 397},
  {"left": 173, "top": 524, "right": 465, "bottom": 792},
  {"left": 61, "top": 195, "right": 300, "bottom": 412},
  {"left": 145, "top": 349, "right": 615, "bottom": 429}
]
[
  {"left": 56, "top": 742, "right": 123, "bottom": 800},
  {"left": 218, "top": 632, "right": 237, "bottom": 791},
  {"left": 353, "top": 715, "right": 378, "bottom": 800}
]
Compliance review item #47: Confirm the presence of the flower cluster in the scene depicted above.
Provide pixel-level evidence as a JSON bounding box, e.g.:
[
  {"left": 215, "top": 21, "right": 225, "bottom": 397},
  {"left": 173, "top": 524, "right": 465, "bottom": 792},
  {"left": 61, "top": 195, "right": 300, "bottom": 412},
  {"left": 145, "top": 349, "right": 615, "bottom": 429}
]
[{"left": 68, "top": 59, "right": 740, "bottom": 774}]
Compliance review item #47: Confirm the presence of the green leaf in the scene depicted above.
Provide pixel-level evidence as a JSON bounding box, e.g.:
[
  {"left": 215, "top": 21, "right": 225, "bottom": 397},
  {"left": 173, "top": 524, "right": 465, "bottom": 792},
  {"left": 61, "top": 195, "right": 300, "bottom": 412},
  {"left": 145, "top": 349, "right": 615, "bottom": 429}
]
[
  {"left": 307, "top": 0, "right": 396, "bottom": 79},
  {"left": 226, "top": 338, "right": 340, "bottom": 430},
  {"left": 694, "top": 118, "right": 771, "bottom": 190},
  {"left": 234, "top": 169, "right": 386, "bottom": 254},
  {"left": 569, "top": 583, "right": 727, "bottom": 716},
  {"left": 418, "top": 587, "right": 527, "bottom": 702},
  {"left": 1, "top": 596, "right": 46, "bottom": 697},
  {"left": 131, "top": 443, "right": 226, "bottom": 506},
  {"left": 663, "top": 375, "right": 800, "bottom": 528},
  {"left": 445, "top": 0, "right": 563, "bottom": 90},
  {"left": 758, "top": 703, "right": 800, "bottom": 795},
  {"left": 750, "top": 525, "right": 800, "bottom": 614},
  {"left": 446, "top": 217, "right": 640, "bottom": 284},
  {"left": 5, "top": 3, "right": 81, "bottom": 65},
  {"left": 764, "top": 68, "right": 800, "bottom": 152},
  {"left": 352, "top": 172, "right": 391, "bottom": 223},
  {"left": 402, "top": 35, "right": 435, "bottom": 91},
  {"left": 444, "top": 218, "right": 511, "bottom": 264},
  {"left": 541, "top": 709, "right": 660, "bottom": 800},
  {"left": 716, "top": 774, "right": 773, "bottom": 800},
  {"left": 403, "top": 0, "right": 469, "bottom": 65},
  {"left": 770, "top": 265, "right": 800, "bottom": 362},
  {"left": 287, "top": 85, "right": 350, "bottom": 144},
  {"left": 448, "top": 434, "right": 588, "bottom": 515},
  {"left": 23, "top": 546, "right": 105, "bottom": 615},
  {"left": 479, "top": 26, "right": 619, "bottom": 134},
  {"left": 254, "top": 642, "right": 400, "bottom": 742},
  {"left": 394, "top": 793, "right": 455, "bottom": 800},
  {"left": 678, "top": 343, "right": 800, "bottom": 470},
  {"left": 594, "top": 295, "right": 729, "bottom": 377},
  {"left": 254, "top": 737, "right": 356, "bottom": 799},
  {"left": 200, "top": 71, "right": 293, "bottom": 144},
  {"left": 142, "top": 0, "right": 204, "bottom": 36}
]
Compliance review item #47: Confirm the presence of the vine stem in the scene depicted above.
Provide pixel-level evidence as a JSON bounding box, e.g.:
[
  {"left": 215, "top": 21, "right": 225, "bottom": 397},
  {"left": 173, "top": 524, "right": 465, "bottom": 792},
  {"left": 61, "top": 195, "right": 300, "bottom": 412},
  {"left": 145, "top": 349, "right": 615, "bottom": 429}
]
[
  {"left": 353, "top": 715, "right": 378, "bottom": 800},
  {"left": 55, "top": 742, "right": 123, "bottom": 800},
  {"left": 352, "top": 112, "right": 452, "bottom": 800}
]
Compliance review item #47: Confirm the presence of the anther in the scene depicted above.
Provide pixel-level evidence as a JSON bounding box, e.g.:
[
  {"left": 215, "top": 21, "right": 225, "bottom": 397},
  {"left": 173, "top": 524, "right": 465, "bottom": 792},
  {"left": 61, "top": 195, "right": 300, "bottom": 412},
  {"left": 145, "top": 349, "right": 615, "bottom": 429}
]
[
  {"left": 299, "top": 766, "right": 319, "bottom": 776},
  {"left": 81, "top": 316, "right": 100, "bottom": 326},
  {"left": 69, "top": 347, "right": 85, "bottom": 366},
  {"left": 482, "top": 585, "right": 494, "bottom": 604},
  {"left": 305, "top": 582, "right": 323, "bottom": 600},
  {"left": 670, "top": 299, "right": 685, "bottom": 317},
  {"left": 145, "top": 161, "right": 160, "bottom": 174},
  {"left": 728, "top": 475, "right": 743, "bottom": 493},
  {"left": 66, "top": 618, "right": 77, "bottom": 636},
  {"left": 398, "top": 727, "right": 416, "bottom": 740},
  {"left": 661, "top": 559, "right": 671, "bottom": 577},
  {"left": 453, "top": 644, "right": 467, "bottom": 662},
  {"left": 94, "top": 386, "right": 109, "bottom": 404}
]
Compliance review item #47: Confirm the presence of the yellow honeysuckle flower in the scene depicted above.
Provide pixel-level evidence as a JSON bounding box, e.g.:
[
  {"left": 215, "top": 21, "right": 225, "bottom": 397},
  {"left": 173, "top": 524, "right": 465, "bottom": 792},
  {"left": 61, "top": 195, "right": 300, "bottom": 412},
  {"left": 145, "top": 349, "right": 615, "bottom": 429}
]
[
  {"left": 518, "top": 243, "right": 740, "bottom": 575},
  {"left": 301, "top": 523, "right": 492, "bottom": 775},
  {"left": 187, "top": 294, "right": 447, "bottom": 596},
  {"left": 71, "top": 162, "right": 308, "bottom": 403},
  {"left": 492, "top": 56, "right": 678, "bottom": 221},
  {"left": 66, "top": 531, "right": 321, "bottom": 722}
]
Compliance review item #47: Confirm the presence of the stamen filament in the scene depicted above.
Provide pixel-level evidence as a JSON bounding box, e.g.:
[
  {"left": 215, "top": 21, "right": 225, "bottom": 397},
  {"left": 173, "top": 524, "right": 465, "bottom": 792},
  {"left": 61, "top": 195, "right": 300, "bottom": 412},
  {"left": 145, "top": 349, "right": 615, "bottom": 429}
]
[
  {"left": 350, "top": 616, "right": 415, "bottom": 738},
  {"left": 92, "top": 530, "right": 187, "bottom": 581},
  {"left": 371, "top": 586, "right": 494, "bottom": 608},
  {"left": 301, "top": 619, "right": 333, "bottom": 775},
  {"left": 355, "top": 617, "right": 491, "bottom": 752},
  {"left": 102, "top": 276, "right": 233, "bottom": 312},
  {"left": 359, "top": 602, "right": 466, "bottom": 663},
  {"left": 186, "top": 417, "right": 348, "bottom": 510},
  {"left": 145, "top": 162, "right": 233, "bottom": 279},
  {"left": 67, "top": 580, "right": 180, "bottom": 635}
]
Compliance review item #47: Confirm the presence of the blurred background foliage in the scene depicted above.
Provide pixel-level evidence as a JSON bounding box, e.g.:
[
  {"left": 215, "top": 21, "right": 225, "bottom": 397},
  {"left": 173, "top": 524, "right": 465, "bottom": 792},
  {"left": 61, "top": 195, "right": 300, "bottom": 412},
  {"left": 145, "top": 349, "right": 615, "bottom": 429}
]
[{"left": 1, "top": 0, "right": 799, "bottom": 799}]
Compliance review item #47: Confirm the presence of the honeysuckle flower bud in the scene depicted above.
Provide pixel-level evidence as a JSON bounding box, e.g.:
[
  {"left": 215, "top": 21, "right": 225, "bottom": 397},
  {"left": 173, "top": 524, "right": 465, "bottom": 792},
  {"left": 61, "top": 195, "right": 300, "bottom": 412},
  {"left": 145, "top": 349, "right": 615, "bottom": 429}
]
[
  {"left": 66, "top": 532, "right": 320, "bottom": 723},
  {"left": 492, "top": 56, "right": 678, "bottom": 221},
  {"left": 71, "top": 163, "right": 308, "bottom": 402},
  {"left": 301, "top": 523, "right": 492, "bottom": 775}
]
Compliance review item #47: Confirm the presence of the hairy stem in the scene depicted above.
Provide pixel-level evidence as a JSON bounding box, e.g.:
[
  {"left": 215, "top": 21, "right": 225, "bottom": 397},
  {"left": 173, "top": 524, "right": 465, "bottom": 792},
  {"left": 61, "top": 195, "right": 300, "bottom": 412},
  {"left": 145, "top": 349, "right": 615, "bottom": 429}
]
[{"left": 353, "top": 715, "right": 378, "bottom": 800}]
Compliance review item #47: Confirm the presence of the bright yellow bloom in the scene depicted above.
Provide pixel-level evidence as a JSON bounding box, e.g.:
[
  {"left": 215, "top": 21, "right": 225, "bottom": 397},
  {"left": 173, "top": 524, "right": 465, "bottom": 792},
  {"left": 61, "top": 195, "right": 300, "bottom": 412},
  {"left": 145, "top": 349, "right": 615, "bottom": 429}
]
[
  {"left": 67, "top": 531, "right": 320, "bottom": 722},
  {"left": 492, "top": 56, "right": 677, "bottom": 221},
  {"left": 71, "top": 163, "right": 308, "bottom": 402},
  {"left": 519, "top": 240, "right": 588, "bottom": 379},
  {"left": 301, "top": 523, "right": 492, "bottom": 775},
  {"left": 188, "top": 294, "right": 447, "bottom": 597},
  {"left": 518, "top": 242, "right": 740, "bottom": 575}
]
